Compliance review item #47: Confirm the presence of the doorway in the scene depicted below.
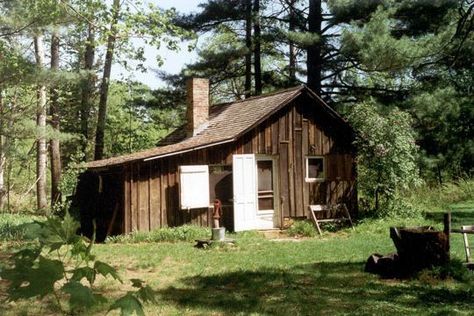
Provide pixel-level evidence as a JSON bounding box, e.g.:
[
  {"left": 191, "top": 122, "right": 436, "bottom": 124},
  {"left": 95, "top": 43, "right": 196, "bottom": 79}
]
[{"left": 233, "top": 154, "right": 278, "bottom": 231}]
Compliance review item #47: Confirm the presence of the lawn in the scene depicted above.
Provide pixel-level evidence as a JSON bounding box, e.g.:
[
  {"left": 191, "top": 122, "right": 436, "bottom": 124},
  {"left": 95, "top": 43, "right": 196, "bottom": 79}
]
[{"left": 1, "top": 200, "right": 473, "bottom": 315}]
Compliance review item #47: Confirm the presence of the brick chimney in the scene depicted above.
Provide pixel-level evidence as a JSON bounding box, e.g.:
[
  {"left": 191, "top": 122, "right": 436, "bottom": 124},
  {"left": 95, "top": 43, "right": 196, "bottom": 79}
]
[{"left": 186, "top": 78, "right": 209, "bottom": 137}]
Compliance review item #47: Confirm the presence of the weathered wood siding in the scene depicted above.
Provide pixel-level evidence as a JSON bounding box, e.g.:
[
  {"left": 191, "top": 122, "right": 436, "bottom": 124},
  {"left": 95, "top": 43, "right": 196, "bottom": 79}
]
[
  {"left": 84, "top": 94, "right": 356, "bottom": 234},
  {"left": 121, "top": 94, "right": 356, "bottom": 232}
]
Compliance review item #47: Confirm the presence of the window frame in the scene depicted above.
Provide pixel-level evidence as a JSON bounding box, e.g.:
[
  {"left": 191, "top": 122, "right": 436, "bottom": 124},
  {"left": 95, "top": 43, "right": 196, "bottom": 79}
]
[{"left": 305, "top": 156, "right": 326, "bottom": 182}]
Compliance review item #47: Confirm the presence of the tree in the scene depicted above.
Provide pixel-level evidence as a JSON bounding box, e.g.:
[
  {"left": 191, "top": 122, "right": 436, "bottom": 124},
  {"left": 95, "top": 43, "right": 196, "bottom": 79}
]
[
  {"left": 33, "top": 34, "right": 48, "bottom": 212},
  {"left": 50, "top": 30, "right": 61, "bottom": 206},
  {"left": 94, "top": 0, "right": 120, "bottom": 161},
  {"left": 336, "top": 0, "right": 473, "bottom": 179},
  {"left": 0, "top": 88, "right": 5, "bottom": 210}
]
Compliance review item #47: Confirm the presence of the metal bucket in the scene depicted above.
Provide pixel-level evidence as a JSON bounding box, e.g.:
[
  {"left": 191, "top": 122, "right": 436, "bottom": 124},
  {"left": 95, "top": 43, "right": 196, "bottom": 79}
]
[{"left": 212, "top": 227, "right": 225, "bottom": 241}]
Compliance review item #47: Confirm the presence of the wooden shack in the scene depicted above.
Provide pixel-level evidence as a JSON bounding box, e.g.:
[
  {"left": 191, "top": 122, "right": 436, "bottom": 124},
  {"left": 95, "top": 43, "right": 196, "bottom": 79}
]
[{"left": 75, "top": 79, "right": 356, "bottom": 240}]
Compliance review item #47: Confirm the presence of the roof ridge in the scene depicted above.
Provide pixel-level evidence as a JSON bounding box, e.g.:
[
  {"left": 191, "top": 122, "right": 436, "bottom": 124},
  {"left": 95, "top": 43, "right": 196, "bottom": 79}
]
[{"left": 210, "top": 85, "right": 303, "bottom": 109}]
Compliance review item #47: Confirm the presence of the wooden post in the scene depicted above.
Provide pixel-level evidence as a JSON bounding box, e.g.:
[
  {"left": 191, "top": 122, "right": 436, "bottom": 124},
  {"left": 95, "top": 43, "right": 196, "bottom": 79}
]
[{"left": 444, "top": 212, "right": 451, "bottom": 260}]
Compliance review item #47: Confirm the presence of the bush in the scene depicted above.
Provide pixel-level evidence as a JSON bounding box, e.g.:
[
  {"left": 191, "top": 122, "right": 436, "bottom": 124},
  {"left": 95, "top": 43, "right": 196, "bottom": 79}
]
[
  {"left": 348, "top": 101, "right": 422, "bottom": 215},
  {"left": 106, "top": 225, "right": 211, "bottom": 243},
  {"left": 287, "top": 220, "right": 317, "bottom": 237}
]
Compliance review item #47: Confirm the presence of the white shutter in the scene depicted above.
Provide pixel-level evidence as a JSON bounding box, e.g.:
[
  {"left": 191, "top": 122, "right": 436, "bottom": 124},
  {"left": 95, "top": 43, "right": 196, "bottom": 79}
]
[
  {"left": 233, "top": 154, "right": 257, "bottom": 231},
  {"left": 179, "top": 165, "right": 210, "bottom": 210}
]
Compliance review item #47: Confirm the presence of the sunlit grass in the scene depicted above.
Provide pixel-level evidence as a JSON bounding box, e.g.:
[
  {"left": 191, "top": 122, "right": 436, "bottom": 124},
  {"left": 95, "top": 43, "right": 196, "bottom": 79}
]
[{"left": 1, "top": 200, "right": 473, "bottom": 315}]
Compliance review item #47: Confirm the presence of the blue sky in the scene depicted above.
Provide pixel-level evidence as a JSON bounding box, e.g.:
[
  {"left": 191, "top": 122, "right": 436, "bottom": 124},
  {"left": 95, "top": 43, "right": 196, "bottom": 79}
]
[{"left": 111, "top": 0, "right": 207, "bottom": 89}]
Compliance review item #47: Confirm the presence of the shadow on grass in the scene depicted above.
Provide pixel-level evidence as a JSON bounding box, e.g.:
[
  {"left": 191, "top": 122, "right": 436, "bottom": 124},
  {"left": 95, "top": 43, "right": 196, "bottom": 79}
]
[{"left": 157, "top": 262, "right": 473, "bottom": 315}]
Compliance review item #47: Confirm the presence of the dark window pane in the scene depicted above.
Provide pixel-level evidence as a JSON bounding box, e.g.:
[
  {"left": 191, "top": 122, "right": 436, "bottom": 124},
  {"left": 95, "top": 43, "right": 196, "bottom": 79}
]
[
  {"left": 257, "top": 160, "right": 273, "bottom": 191},
  {"left": 258, "top": 197, "right": 274, "bottom": 210},
  {"left": 308, "top": 158, "right": 324, "bottom": 179}
]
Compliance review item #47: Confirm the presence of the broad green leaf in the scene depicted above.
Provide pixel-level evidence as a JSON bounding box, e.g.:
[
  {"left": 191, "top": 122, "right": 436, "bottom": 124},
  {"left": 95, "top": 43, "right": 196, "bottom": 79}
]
[
  {"left": 7, "top": 256, "right": 64, "bottom": 300},
  {"left": 62, "top": 211, "right": 81, "bottom": 244},
  {"left": 130, "top": 278, "right": 143, "bottom": 288},
  {"left": 94, "top": 261, "right": 121, "bottom": 282},
  {"left": 109, "top": 293, "right": 145, "bottom": 316},
  {"left": 136, "top": 285, "right": 157, "bottom": 304},
  {"left": 21, "top": 222, "right": 43, "bottom": 240},
  {"left": 71, "top": 266, "right": 96, "bottom": 285},
  {"left": 62, "top": 281, "right": 105, "bottom": 311}
]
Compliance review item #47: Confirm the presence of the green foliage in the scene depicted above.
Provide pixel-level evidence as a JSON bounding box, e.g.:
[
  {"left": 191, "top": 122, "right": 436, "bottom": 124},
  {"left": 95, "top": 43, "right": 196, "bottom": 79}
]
[
  {"left": 104, "top": 82, "right": 183, "bottom": 157},
  {"left": 348, "top": 101, "right": 422, "bottom": 216},
  {"left": 0, "top": 213, "right": 45, "bottom": 241},
  {"left": 410, "top": 87, "right": 474, "bottom": 180},
  {"left": 105, "top": 225, "right": 211, "bottom": 244},
  {"left": 418, "top": 259, "right": 474, "bottom": 283},
  {"left": 0, "top": 212, "right": 156, "bottom": 315},
  {"left": 287, "top": 220, "right": 317, "bottom": 237},
  {"left": 403, "top": 178, "right": 474, "bottom": 213}
]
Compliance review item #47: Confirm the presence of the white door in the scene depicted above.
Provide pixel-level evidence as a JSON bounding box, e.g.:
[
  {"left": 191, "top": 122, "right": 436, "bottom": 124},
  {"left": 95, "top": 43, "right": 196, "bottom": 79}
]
[{"left": 233, "top": 154, "right": 257, "bottom": 231}]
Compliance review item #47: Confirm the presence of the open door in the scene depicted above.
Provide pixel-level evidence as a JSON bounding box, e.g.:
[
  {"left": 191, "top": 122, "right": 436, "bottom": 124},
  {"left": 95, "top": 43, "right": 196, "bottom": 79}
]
[
  {"left": 233, "top": 154, "right": 275, "bottom": 231},
  {"left": 233, "top": 154, "right": 257, "bottom": 231}
]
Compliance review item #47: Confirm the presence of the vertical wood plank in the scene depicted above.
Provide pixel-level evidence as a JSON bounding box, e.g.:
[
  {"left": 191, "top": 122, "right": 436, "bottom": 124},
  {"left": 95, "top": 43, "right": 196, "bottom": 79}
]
[
  {"left": 315, "top": 123, "right": 322, "bottom": 155},
  {"left": 302, "top": 119, "right": 309, "bottom": 217},
  {"left": 123, "top": 165, "right": 131, "bottom": 233},
  {"left": 258, "top": 126, "right": 265, "bottom": 153},
  {"left": 288, "top": 107, "right": 295, "bottom": 217},
  {"left": 160, "top": 161, "right": 166, "bottom": 227},
  {"left": 131, "top": 164, "right": 138, "bottom": 232},
  {"left": 150, "top": 163, "right": 160, "bottom": 230},
  {"left": 279, "top": 142, "right": 290, "bottom": 217},
  {"left": 272, "top": 118, "right": 279, "bottom": 155},
  {"left": 265, "top": 121, "right": 271, "bottom": 154}
]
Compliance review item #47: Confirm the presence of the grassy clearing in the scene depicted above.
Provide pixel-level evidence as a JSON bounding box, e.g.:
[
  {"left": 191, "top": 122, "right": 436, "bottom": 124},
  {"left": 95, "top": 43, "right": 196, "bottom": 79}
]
[
  {"left": 1, "top": 190, "right": 473, "bottom": 315},
  {"left": 0, "top": 213, "right": 45, "bottom": 242},
  {"left": 91, "top": 201, "right": 473, "bottom": 315}
]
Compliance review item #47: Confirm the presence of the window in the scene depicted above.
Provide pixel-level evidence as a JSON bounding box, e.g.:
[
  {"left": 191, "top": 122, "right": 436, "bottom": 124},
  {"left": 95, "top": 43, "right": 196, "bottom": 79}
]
[{"left": 306, "top": 156, "right": 325, "bottom": 182}]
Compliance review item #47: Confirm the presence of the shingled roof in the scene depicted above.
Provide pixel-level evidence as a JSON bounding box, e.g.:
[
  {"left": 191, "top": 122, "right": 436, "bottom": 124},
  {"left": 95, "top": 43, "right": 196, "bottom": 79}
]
[{"left": 87, "top": 85, "right": 345, "bottom": 169}]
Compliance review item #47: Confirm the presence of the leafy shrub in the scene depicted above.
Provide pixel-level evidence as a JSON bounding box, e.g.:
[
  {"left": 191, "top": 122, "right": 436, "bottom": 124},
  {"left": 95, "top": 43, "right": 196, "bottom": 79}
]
[
  {"left": 348, "top": 101, "right": 422, "bottom": 215},
  {"left": 1, "top": 212, "right": 156, "bottom": 315},
  {"left": 287, "top": 220, "right": 317, "bottom": 237},
  {"left": 106, "top": 225, "right": 211, "bottom": 243}
]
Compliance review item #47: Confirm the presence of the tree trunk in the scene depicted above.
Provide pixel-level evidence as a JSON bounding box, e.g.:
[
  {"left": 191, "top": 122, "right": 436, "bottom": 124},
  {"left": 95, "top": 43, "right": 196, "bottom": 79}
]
[
  {"left": 94, "top": 0, "right": 120, "bottom": 161},
  {"left": 244, "top": 0, "right": 252, "bottom": 98},
  {"left": 0, "top": 88, "right": 5, "bottom": 211},
  {"left": 34, "top": 34, "right": 48, "bottom": 212},
  {"left": 80, "top": 22, "right": 96, "bottom": 159},
  {"left": 306, "top": 0, "right": 322, "bottom": 95},
  {"left": 253, "top": 0, "right": 262, "bottom": 95},
  {"left": 288, "top": 0, "right": 297, "bottom": 84},
  {"left": 50, "top": 30, "right": 61, "bottom": 206}
]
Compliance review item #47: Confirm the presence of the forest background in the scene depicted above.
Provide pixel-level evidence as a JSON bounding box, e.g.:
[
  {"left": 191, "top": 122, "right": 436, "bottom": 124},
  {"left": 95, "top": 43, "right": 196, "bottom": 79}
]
[{"left": 0, "top": 0, "right": 472, "bottom": 215}]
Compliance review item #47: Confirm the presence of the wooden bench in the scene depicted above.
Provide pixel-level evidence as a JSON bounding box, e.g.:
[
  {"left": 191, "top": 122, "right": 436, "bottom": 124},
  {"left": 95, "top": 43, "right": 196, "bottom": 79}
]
[
  {"left": 308, "top": 203, "right": 354, "bottom": 235},
  {"left": 452, "top": 225, "right": 474, "bottom": 266}
]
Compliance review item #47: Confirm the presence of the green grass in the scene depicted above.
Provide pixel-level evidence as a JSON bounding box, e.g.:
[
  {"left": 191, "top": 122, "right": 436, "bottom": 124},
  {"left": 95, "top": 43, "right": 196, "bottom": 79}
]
[
  {"left": 91, "top": 199, "right": 473, "bottom": 315},
  {"left": 1, "top": 199, "right": 473, "bottom": 315},
  {"left": 0, "top": 213, "right": 45, "bottom": 241}
]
